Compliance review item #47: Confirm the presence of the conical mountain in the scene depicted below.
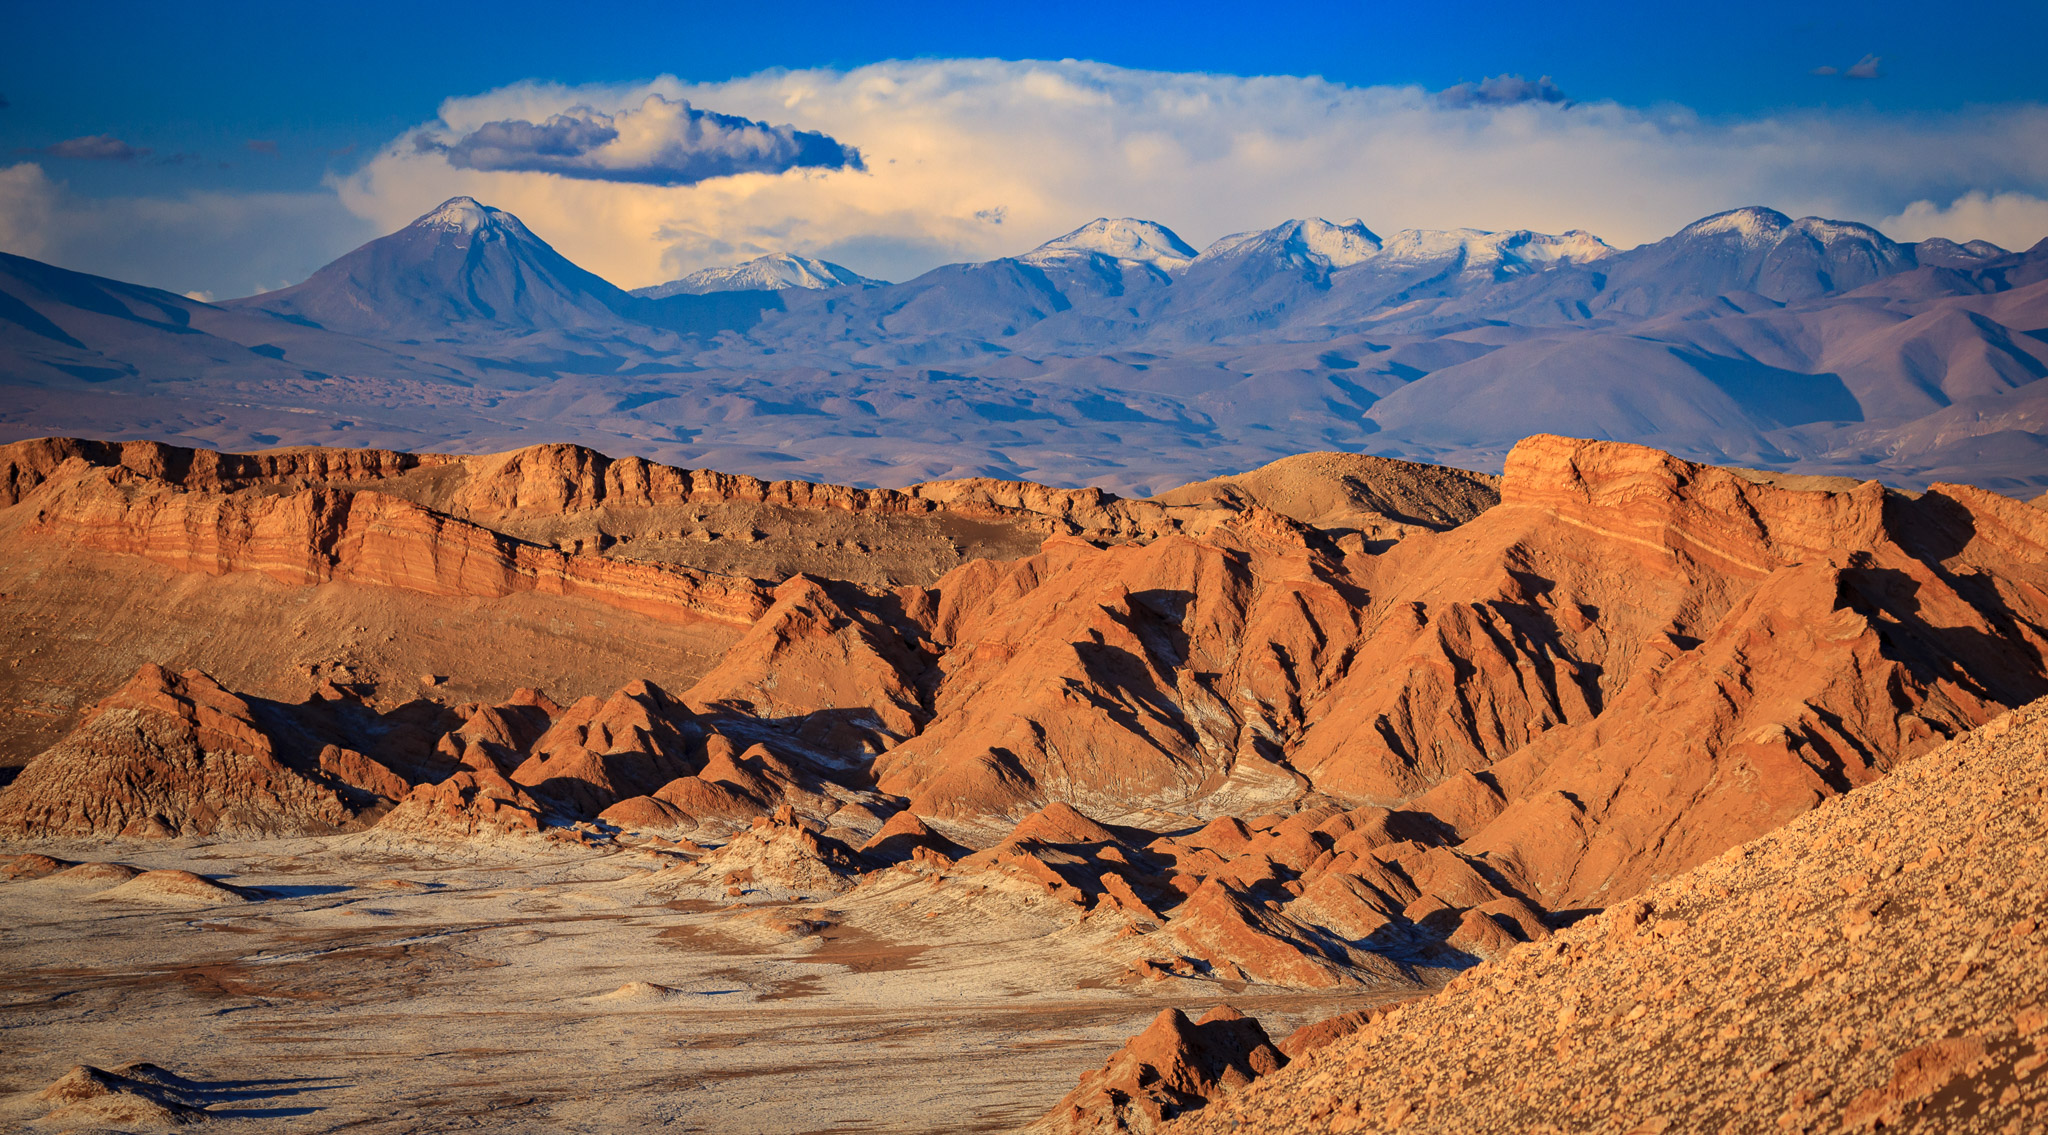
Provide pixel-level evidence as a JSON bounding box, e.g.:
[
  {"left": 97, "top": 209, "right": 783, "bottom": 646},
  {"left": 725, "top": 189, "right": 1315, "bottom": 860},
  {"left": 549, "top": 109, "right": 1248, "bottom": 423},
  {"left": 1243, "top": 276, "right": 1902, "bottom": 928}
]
[{"left": 231, "top": 197, "right": 638, "bottom": 338}]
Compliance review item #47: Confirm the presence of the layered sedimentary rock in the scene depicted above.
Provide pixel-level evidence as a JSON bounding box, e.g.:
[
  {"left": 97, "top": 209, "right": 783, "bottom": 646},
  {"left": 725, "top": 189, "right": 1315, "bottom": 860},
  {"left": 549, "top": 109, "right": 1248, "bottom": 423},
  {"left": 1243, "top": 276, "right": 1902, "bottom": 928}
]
[
  {"left": 0, "top": 435, "right": 1498, "bottom": 586},
  {"left": 11, "top": 451, "right": 770, "bottom": 627}
]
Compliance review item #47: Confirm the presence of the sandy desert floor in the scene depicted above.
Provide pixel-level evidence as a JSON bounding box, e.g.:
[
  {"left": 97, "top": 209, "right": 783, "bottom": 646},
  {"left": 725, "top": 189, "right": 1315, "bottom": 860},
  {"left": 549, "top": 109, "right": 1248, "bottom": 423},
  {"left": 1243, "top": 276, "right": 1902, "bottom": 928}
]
[{"left": 0, "top": 835, "right": 1415, "bottom": 1133}]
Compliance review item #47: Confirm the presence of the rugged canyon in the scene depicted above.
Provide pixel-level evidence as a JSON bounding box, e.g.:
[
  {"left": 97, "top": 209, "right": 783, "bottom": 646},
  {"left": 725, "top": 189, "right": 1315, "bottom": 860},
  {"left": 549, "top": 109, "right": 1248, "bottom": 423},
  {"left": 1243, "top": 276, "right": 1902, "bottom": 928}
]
[{"left": 1, "top": 432, "right": 2044, "bottom": 1132}]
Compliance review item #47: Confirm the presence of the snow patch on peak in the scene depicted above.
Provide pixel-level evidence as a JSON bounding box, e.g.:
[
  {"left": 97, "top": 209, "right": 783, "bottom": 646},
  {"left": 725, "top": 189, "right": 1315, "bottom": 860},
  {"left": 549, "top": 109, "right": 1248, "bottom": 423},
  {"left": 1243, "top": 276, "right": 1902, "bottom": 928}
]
[
  {"left": 1375, "top": 228, "right": 1502, "bottom": 265},
  {"left": 1198, "top": 218, "right": 1383, "bottom": 270},
  {"left": 1318, "top": 225, "right": 1615, "bottom": 277},
  {"left": 1285, "top": 218, "right": 1383, "bottom": 268},
  {"left": 1788, "top": 216, "right": 1897, "bottom": 249},
  {"left": 1021, "top": 218, "right": 1198, "bottom": 269},
  {"left": 415, "top": 196, "right": 500, "bottom": 235},
  {"left": 1514, "top": 229, "right": 1616, "bottom": 264},
  {"left": 633, "top": 253, "right": 883, "bottom": 297},
  {"left": 1676, "top": 207, "right": 1794, "bottom": 246}
]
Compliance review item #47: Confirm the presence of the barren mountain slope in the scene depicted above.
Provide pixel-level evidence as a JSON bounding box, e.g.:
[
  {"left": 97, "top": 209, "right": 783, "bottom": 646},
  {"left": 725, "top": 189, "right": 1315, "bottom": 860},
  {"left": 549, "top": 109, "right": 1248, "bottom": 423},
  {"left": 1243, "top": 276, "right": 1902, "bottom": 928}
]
[{"left": 1170, "top": 696, "right": 2048, "bottom": 1134}]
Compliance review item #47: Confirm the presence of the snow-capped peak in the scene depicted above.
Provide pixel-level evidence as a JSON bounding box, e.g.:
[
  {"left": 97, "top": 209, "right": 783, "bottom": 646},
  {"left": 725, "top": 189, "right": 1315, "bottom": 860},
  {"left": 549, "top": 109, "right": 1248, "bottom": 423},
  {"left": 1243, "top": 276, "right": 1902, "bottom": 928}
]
[
  {"left": 1376, "top": 227, "right": 1615, "bottom": 269},
  {"left": 631, "top": 253, "right": 884, "bottom": 298},
  {"left": 414, "top": 196, "right": 501, "bottom": 235},
  {"left": 1284, "top": 218, "right": 1384, "bottom": 268},
  {"left": 1195, "top": 218, "right": 1384, "bottom": 271},
  {"left": 1674, "top": 207, "right": 1794, "bottom": 247},
  {"left": 1020, "top": 218, "right": 1199, "bottom": 270}
]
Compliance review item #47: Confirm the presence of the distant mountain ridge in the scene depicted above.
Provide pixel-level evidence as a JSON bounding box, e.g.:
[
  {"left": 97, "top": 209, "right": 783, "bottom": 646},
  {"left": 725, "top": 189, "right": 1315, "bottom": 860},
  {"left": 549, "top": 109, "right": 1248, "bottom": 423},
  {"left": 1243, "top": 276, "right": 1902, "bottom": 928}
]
[
  {"left": 632, "top": 253, "right": 884, "bottom": 298},
  {"left": 2, "top": 195, "right": 2043, "bottom": 498}
]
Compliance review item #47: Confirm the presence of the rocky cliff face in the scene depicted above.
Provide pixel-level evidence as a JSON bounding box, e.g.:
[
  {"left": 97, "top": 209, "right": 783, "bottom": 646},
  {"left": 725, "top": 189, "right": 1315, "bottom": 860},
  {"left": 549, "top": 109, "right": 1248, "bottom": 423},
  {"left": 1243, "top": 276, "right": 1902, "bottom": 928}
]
[
  {"left": 11, "top": 450, "right": 771, "bottom": 627},
  {"left": 1, "top": 432, "right": 2043, "bottom": 999}
]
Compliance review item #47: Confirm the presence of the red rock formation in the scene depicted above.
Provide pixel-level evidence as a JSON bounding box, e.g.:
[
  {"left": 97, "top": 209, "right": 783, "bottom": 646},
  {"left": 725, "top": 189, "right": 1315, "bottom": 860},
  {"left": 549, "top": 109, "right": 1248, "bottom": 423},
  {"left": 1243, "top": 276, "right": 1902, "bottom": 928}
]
[
  {"left": 6, "top": 432, "right": 2047, "bottom": 999},
  {"left": 376, "top": 757, "right": 546, "bottom": 838},
  {"left": 684, "top": 575, "right": 930, "bottom": 744},
  {"left": 685, "top": 807, "right": 860, "bottom": 895},
  {"left": 512, "top": 680, "right": 696, "bottom": 813},
  {"left": 875, "top": 436, "right": 2048, "bottom": 918},
  {"left": 0, "top": 665, "right": 386, "bottom": 838},
  {"left": 856, "top": 810, "right": 965, "bottom": 865},
  {"left": 14, "top": 457, "right": 768, "bottom": 627},
  {"left": 1030, "top": 1004, "right": 1286, "bottom": 1134}
]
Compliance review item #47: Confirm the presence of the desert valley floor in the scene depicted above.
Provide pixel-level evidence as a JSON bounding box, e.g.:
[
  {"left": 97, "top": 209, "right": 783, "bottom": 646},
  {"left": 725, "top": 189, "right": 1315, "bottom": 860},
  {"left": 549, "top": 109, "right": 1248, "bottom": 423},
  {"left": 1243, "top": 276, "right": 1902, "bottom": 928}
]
[{"left": 0, "top": 833, "right": 1413, "bottom": 1134}]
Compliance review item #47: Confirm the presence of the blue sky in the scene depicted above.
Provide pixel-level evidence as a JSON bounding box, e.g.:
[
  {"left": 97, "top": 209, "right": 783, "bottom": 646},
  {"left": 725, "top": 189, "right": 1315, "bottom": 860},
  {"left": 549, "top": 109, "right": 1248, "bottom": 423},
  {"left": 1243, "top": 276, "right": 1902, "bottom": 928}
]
[{"left": 4, "top": 0, "right": 2046, "bottom": 296}]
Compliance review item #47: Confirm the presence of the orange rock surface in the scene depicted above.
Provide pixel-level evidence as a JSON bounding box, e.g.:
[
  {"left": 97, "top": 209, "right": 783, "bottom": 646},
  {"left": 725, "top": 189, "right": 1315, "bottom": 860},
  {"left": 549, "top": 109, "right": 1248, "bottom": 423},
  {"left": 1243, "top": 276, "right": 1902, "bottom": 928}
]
[
  {"left": 0, "top": 665, "right": 386, "bottom": 838},
  {"left": 1030, "top": 1004, "right": 1287, "bottom": 1134},
  {"left": 2, "top": 432, "right": 2044, "bottom": 1004}
]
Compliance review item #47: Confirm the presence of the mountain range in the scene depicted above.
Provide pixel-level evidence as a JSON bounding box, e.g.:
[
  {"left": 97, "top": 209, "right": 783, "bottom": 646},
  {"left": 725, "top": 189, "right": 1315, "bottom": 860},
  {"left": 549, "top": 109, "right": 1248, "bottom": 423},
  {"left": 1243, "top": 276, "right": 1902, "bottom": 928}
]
[{"left": 1, "top": 196, "right": 2044, "bottom": 496}]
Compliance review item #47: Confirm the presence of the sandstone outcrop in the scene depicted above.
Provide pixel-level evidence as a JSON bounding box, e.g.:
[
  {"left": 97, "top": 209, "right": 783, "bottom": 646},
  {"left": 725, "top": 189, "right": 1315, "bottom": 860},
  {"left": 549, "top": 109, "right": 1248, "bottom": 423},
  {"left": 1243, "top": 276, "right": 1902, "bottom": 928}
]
[
  {"left": 1030, "top": 1004, "right": 1286, "bottom": 1134},
  {"left": 13, "top": 453, "right": 770, "bottom": 627},
  {"left": 1152, "top": 451, "right": 1500, "bottom": 545},
  {"left": 0, "top": 666, "right": 380, "bottom": 838}
]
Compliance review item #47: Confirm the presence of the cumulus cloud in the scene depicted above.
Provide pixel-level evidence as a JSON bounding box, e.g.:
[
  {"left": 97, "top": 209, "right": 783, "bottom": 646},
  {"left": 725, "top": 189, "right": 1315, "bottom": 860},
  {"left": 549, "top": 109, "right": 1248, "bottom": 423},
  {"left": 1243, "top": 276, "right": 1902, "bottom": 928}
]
[
  {"left": 0, "top": 162, "right": 58, "bottom": 258},
  {"left": 329, "top": 60, "right": 2048, "bottom": 290},
  {"left": 1437, "top": 74, "right": 1568, "bottom": 108},
  {"left": 425, "top": 94, "right": 863, "bottom": 186},
  {"left": 34, "top": 134, "right": 150, "bottom": 161},
  {"left": 1881, "top": 190, "right": 2048, "bottom": 250}
]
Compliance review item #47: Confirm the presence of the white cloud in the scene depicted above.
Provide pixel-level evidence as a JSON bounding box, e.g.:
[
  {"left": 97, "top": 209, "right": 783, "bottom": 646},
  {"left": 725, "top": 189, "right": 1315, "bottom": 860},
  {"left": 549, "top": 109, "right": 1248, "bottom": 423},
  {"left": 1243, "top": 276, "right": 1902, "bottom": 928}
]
[
  {"left": 1880, "top": 190, "right": 2048, "bottom": 251},
  {"left": 334, "top": 60, "right": 2048, "bottom": 289},
  {"left": 0, "top": 162, "right": 59, "bottom": 259}
]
